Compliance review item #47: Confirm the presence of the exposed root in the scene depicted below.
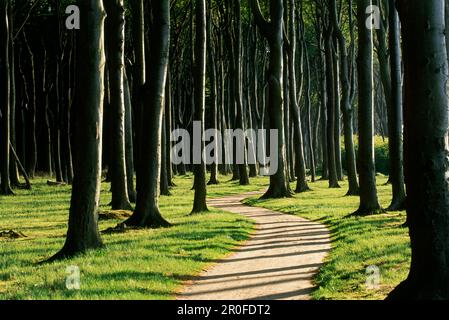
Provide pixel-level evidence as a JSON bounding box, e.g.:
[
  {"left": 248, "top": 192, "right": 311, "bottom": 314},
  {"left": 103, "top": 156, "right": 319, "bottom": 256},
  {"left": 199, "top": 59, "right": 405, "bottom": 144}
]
[
  {"left": 98, "top": 210, "right": 133, "bottom": 221},
  {"left": 0, "top": 230, "right": 27, "bottom": 239}
]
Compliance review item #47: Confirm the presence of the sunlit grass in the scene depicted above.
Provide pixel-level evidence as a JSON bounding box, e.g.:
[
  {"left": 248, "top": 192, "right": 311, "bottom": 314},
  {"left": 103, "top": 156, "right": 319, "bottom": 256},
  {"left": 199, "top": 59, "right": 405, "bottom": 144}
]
[
  {"left": 244, "top": 175, "right": 410, "bottom": 300},
  {"left": 0, "top": 174, "right": 267, "bottom": 300}
]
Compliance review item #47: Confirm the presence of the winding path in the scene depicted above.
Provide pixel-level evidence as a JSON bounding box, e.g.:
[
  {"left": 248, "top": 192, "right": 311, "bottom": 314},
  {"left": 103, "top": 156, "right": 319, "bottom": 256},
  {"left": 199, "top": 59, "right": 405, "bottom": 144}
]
[{"left": 177, "top": 191, "right": 331, "bottom": 300}]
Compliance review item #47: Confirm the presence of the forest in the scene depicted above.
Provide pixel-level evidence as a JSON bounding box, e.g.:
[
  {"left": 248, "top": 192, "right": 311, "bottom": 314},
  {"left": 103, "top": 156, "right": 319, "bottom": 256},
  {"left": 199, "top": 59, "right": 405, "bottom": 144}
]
[{"left": 0, "top": 0, "right": 448, "bottom": 301}]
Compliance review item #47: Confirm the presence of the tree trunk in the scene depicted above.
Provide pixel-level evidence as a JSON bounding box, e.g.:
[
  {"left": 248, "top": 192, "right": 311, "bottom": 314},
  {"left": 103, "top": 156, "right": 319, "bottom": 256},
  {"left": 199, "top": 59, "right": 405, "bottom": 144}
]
[
  {"left": 330, "top": 0, "right": 359, "bottom": 195},
  {"left": 22, "top": 32, "right": 37, "bottom": 179},
  {"left": 123, "top": 0, "right": 171, "bottom": 227},
  {"left": 287, "top": 0, "right": 309, "bottom": 193},
  {"left": 388, "top": 0, "right": 449, "bottom": 299},
  {"left": 386, "top": 0, "right": 406, "bottom": 211},
  {"left": 0, "top": 0, "right": 13, "bottom": 195},
  {"left": 105, "top": 0, "right": 133, "bottom": 211},
  {"left": 353, "top": 0, "right": 382, "bottom": 216},
  {"left": 129, "top": 0, "right": 145, "bottom": 194},
  {"left": 8, "top": 1, "right": 20, "bottom": 187},
  {"left": 324, "top": 25, "right": 340, "bottom": 189},
  {"left": 124, "top": 73, "right": 136, "bottom": 202},
  {"left": 192, "top": 0, "right": 209, "bottom": 213},
  {"left": 251, "top": 0, "right": 293, "bottom": 199},
  {"left": 49, "top": 0, "right": 106, "bottom": 261}
]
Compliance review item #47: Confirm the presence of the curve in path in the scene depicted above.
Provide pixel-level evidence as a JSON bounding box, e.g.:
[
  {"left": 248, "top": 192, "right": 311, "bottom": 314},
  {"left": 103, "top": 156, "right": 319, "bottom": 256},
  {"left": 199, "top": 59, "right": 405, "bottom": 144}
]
[{"left": 177, "top": 191, "right": 331, "bottom": 300}]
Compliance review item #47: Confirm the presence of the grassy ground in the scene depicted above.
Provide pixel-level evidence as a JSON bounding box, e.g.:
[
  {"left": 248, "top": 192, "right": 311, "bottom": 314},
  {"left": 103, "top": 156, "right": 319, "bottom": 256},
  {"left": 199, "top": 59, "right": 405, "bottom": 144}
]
[
  {"left": 245, "top": 175, "right": 411, "bottom": 300},
  {"left": 0, "top": 174, "right": 267, "bottom": 300}
]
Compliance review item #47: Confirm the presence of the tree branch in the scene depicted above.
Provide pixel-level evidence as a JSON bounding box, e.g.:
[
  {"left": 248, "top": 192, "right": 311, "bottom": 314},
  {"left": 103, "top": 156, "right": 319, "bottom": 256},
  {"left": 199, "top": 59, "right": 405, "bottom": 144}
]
[{"left": 250, "top": 0, "right": 270, "bottom": 39}]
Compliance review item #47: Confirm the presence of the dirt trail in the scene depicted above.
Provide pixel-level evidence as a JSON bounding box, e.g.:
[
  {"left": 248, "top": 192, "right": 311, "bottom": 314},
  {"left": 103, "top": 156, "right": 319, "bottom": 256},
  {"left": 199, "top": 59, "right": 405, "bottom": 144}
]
[{"left": 177, "top": 191, "right": 331, "bottom": 300}]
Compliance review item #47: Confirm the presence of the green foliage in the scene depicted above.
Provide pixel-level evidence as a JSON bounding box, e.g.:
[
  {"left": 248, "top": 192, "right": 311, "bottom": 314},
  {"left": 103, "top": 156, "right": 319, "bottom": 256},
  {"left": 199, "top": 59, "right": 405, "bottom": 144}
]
[
  {"left": 245, "top": 177, "right": 410, "bottom": 300},
  {"left": 341, "top": 136, "right": 390, "bottom": 175}
]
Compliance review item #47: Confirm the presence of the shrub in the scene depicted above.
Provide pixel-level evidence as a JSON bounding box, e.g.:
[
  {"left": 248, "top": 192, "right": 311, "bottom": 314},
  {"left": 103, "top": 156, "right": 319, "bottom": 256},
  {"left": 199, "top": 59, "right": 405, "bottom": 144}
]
[{"left": 341, "top": 136, "right": 390, "bottom": 175}]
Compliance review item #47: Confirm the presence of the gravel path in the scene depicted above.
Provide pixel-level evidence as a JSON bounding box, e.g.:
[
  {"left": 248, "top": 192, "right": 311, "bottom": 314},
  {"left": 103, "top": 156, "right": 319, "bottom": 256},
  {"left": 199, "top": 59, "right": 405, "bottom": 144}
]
[{"left": 177, "top": 191, "right": 331, "bottom": 300}]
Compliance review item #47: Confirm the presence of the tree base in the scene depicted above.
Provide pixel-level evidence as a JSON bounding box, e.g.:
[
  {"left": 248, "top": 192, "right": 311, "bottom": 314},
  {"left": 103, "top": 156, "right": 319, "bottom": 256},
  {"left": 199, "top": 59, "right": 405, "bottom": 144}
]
[
  {"left": 348, "top": 205, "right": 385, "bottom": 217},
  {"left": 345, "top": 188, "right": 360, "bottom": 196},
  {"left": 387, "top": 198, "right": 406, "bottom": 212},
  {"left": 295, "top": 184, "right": 311, "bottom": 193},
  {"left": 0, "top": 186, "right": 14, "bottom": 196},
  {"left": 260, "top": 186, "right": 294, "bottom": 199},
  {"left": 207, "top": 179, "right": 220, "bottom": 185},
  {"left": 329, "top": 182, "right": 341, "bottom": 189},
  {"left": 128, "top": 190, "right": 137, "bottom": 203},
  {"left": 386, "top": 278, "right": 449, "bottom": 300},
  {"left": 111, "top": 199, "right": 133, "bottom": 211},
  {"left": 42, "top": 242, "right": 104, "bottom": 264},
  {"left": 123, "top": 209, "right": 171, "bottom": 228}
]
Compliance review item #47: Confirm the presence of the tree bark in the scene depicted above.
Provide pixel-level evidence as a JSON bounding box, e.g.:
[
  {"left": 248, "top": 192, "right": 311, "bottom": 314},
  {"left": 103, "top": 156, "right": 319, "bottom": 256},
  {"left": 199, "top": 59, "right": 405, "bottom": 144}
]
[
  {"left": 0, "top": 0, "right": 13, "bottom": 195},
  {"left": 287, "top": 0, "right": 309, "bottom": 193},
  {"left": 353, "top": 0, "right": 382, "bottom": 215},
  {"left": 192, "top": 0, "right": 209, "bottom": 213},
  {"left": 324, "top": 24, "right": 340, "bottom": 189},
  {"left": 105, "top": 0, "right": 133, "bottom": 211},
  {"left": 251, "top": 0, "right": 293, "bottom": 199},
  {"left": 123, "top": 0, "right": 171, "bottom": 227},
  {"left": 386, "top": 0, "right": 406, "bottom": 211},
  {"left": 49, "top": 0, "right": 106, "bottom": 260},
  {"left": 330, "top": 0, "right": 359, "bottom": 195},
  {"left": 388, "top": 0, "right": 449, "bottom": 299}
]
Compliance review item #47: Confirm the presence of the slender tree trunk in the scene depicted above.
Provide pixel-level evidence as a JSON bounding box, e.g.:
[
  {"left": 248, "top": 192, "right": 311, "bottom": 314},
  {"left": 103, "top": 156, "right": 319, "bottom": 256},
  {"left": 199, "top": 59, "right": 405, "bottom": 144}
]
[
  {"left": 330, "top": 0, "right": 359, "bottom": 195},
  {"left": 23, "top": 32, "right": 37, "bottom": 179},
  {"left": 192, "top": 0, "right": 209, "bottom": 213},
  {"left": 353, "top": 0, "right": 382, "bottom": 216},
  {"left": 129, "top": 0, "right": 145, "bottom": 194},
  {"left": 288, "top": 0, "right": 309, "bottom": 193},
  {"left": 252, "top": 0, "right": 293, "bottom": 199},
  {"left": 388, "top": 0, "right": 449, "bottom": 299},
  {"left": 0, "top": 0, "right": 13, "bottom": 195},
  {"left": 386, "top": 0, "right": 406, "bottom": 211},
  {"left": 332, "top": 41, "right": 343, "bottom": 181},
  {"left": 123, "top": 0, "right": 171, "bottom": 227},
  {"left": 207, "top": 0, "right": 219, "bottom": 185},
  {"left": 105, "top": 0, "right": 132, "bottom": 210},
  {"left": 8, "top": 1, "right": 20, "bottom": 187},
  {"left": 324, "top": 26, "right": 340, "bottom": 189},
  {"left": 48, "top": 0, "right": 106, "bottom": 261},
  {"left": 124, "top": 73, "right": 136, "bottom": 202}
]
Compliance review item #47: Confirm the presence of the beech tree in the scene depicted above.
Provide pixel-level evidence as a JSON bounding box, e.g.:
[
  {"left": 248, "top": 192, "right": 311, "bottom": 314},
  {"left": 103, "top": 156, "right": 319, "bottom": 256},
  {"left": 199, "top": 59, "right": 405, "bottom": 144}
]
[
  {"left": 388, "top": 0, "right": 449, "bottom": 299},
  {"left": 123, "top": 0, "right": 171, "bottom": 227},
  {"left": 0, "top": 0, "right": 13, "bottom": 196},
  {"left": 192, "top": 0, "right": 208, "bottom": 213},
  {"left": 329, "top": 0, "right": 359, "bottom": 196},
  {"left": 104, "top": 0, "right": 133, "bottom": 211},
  {"left": 251, "top": 0, "right": 293, "bottom": 199},
  {"left": 353, "top": 0, "right": 382, "bottom": 215},
  {"left": 385, "top": 0, "right": 406, "bottom": 211},
  {"left": 49, "top": 0, "right": 106, "bottom": 260}
]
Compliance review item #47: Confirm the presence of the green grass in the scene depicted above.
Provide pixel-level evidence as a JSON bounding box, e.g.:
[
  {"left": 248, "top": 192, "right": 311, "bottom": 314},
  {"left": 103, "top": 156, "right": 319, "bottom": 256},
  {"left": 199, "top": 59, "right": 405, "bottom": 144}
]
[
  {"left": 244, "top": 175, "right": 411, "bottom": 300},
  {"left": 0, "top": 174, "right": 267, "bottom": 300}
]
